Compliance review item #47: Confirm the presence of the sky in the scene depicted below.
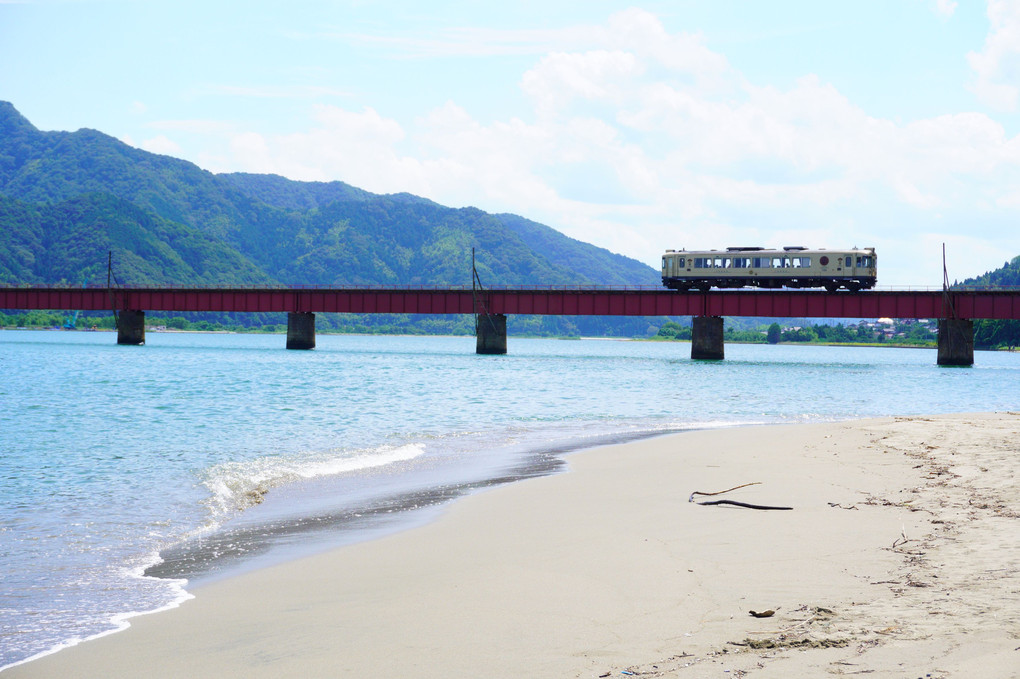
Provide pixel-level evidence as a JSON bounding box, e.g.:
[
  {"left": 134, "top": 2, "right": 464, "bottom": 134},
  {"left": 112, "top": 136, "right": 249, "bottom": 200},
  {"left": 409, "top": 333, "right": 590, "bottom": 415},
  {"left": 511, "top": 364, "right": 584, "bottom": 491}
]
[{"left": 2, "top": 0, "right": 1020, "bottom": 287}]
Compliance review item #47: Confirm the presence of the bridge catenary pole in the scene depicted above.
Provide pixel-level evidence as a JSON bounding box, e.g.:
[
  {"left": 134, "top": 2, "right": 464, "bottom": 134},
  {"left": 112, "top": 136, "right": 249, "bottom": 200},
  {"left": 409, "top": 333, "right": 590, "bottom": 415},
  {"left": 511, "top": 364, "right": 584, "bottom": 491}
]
[
  {"left": 936, "top": 246, "right": 974, "bottom": 367},
  {"left": 472, "top": 250, "right": 507, "bottom": 355}
]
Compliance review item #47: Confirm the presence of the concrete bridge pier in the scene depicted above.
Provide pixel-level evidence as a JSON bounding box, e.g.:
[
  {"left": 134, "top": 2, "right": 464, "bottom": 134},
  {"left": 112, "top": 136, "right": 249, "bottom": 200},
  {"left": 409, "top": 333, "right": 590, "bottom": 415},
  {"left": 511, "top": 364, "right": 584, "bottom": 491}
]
[
  {"left": 476, "top": 313, "right": 507, "bottom": 355},
  {"left": 691, "top": 316, "right": 724, "bottom": 360},
  {"left": 116, "top": 310, "right": 145, "bottom": 345},
  {"left": 937, "top": 318, "right": 974, "bottom": 366},
  {"left": 287, "top": 312, "right": 316, "bottom": 350}
]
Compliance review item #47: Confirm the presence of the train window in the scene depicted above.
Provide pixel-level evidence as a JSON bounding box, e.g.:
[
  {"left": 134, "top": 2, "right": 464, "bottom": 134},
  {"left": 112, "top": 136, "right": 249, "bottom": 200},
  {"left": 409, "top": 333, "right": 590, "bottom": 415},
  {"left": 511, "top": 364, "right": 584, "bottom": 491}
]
[
  {"left": 714, "top": 257, "right": 724, "bottom": 268},
  {"left": 793, "top": 257, "right": 811, "bottom": 268},
  {"left": 752, "top": 257, "right": 771, "bottom": 268},
  {"left": 693, "top": 257, "right": 710, "bottom": 268},
  {"left": 732, "top": 257, "right": 750, "bottom": 268},
  {"left": 845, "top": 256, "right": 852, "bottom": 267},
  {"left": 773, "top": 257, "right": 790, "bottom": 268},
  {"left": 857, "top": 255, "right": 873, "bottom": 267},
  {"left": 678, "top": 258, "right": 686, "bottom": 268}
]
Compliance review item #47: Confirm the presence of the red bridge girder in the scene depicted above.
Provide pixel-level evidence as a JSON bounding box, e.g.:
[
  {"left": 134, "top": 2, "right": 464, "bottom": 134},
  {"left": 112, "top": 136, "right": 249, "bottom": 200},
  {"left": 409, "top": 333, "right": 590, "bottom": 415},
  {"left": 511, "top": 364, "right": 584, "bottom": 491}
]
[{"left": 2, "top": 287, "right": 1019, "bottom": 320}]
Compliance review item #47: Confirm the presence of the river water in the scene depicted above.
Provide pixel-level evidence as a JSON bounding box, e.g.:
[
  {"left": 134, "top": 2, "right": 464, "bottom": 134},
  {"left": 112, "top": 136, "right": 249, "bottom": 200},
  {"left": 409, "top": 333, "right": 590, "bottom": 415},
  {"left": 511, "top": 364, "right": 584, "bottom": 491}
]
[{"left": 1, "top": 329, "right": 1017, "bottom": 669}]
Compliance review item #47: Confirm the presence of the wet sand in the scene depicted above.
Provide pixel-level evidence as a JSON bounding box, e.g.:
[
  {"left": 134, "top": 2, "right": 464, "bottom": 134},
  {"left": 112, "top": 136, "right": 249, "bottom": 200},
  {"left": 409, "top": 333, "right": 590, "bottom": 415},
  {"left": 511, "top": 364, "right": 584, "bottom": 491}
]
[{"left": 7, "top": 413, "right": 1019, "bottom": 678}]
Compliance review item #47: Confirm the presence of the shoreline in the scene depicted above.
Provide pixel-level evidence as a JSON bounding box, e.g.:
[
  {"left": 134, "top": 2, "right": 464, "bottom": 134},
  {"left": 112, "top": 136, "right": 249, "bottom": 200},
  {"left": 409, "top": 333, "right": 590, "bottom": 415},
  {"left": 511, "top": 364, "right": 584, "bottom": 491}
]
[
  {"left": 9, "top": 327, "right": 1016, "bottom": 352},
  {"left": 5, "top": 327, "right": 1018, "bottom": 353},
  {"left": 5, "top": 413, "right": 1018, "bottom": 678}
]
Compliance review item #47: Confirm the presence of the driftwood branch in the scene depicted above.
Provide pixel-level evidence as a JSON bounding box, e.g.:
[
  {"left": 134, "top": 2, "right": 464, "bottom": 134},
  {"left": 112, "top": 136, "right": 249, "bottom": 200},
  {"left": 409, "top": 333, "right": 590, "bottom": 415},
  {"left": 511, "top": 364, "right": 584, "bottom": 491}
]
[{"left": 695, "top": 499, "right": 792, "bottom": 511}]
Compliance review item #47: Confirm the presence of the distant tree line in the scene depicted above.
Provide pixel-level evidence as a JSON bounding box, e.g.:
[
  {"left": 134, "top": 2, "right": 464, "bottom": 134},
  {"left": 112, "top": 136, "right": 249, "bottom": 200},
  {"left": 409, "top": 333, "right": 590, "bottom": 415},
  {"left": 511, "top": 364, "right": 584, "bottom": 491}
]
[
  {"left": 4, "top": 311, "right": 1017, "bottom": 349},
  {"left": 655, "top": 319, "right": 941, "bottom": 347}
]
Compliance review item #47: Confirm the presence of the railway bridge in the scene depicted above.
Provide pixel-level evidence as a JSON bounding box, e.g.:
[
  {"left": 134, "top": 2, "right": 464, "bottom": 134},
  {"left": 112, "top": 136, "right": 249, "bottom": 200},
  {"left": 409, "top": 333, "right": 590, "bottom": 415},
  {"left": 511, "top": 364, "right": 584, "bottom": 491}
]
[{"left": 3, "top": 286, "right": 1019, "bottom": 365}]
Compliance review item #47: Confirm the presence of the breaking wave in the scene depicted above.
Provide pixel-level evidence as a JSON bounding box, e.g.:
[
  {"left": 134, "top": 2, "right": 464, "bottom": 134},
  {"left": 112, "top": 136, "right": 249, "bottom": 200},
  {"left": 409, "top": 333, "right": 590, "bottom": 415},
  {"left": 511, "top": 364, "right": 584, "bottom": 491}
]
[{"left": 200, "top": 443, "right": 427, "bottom": 519}]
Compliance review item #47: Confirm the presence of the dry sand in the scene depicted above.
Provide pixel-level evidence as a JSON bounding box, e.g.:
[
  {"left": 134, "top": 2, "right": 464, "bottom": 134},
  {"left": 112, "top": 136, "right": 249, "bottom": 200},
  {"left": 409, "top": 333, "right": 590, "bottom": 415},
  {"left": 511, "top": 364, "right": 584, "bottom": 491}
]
[{"left": 6, "top": 413, "right": 1019, "bottom": 678}]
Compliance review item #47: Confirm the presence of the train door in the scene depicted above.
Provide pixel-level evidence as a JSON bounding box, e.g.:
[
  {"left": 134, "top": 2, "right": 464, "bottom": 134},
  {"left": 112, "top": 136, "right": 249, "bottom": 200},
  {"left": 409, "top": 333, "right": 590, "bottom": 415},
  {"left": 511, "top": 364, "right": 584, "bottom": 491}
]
[{"left": 663, "top": 255, "right": 675, "bottom": 278}]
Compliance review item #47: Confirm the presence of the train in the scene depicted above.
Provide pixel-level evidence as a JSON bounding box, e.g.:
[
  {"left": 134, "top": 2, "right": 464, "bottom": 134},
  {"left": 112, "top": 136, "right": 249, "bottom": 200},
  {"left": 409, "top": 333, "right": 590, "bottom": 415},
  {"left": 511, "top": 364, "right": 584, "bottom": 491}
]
[{"left": 661, "top": 246, "right": 877, "bottom": 292}]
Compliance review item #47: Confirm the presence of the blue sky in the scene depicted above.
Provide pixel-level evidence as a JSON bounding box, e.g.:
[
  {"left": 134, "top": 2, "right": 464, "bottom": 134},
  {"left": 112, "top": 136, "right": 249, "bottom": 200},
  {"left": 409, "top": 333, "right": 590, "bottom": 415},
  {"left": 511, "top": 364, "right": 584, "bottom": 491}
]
[{"left": 3, "top": 0, "right": 1020, "bottom": 286}]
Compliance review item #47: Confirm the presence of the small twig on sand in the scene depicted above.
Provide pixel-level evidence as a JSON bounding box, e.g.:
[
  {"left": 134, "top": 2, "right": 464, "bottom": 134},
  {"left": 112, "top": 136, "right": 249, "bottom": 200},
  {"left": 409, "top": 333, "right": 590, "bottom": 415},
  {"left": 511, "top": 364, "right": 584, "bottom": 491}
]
[
  {"left": 689, "top": 482, "right": 761, "bottom": 502},
  {"left": 776, "top": 614, "right": 818, "bottom": 635}
]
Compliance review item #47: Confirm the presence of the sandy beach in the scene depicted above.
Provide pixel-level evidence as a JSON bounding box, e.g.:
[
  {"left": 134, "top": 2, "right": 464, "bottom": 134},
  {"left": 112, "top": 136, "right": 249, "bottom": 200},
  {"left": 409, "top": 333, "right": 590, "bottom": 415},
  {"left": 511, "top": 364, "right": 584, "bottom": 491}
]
[{"left": 6, "top": 413, "right": 1018, "bottom": 678}]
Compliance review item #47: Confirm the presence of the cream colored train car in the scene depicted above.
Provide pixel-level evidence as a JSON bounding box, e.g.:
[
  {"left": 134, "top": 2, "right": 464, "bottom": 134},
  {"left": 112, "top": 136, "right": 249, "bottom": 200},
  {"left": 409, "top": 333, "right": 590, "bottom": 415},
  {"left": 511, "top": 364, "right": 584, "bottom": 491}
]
[{"left": 661, "top": 247, "right": 877, "bottom": 292}]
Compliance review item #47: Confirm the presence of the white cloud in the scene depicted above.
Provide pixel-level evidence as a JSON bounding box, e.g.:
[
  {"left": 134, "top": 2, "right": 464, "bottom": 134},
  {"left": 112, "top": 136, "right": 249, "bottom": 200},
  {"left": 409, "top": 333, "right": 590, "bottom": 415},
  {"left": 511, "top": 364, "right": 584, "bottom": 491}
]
[
  {"left": 931, "top": 0, "right": 958, "bottom": 19},
  {"left": 521, "top": 50, "right": 643, "bottom": 117},
  {"left": 210, "top": 105, "right": 423, "bottom": 191},
  {"left": 967, "top": 0, "right": 1020, "bottom": 111},
  {"left": 139, "top": 135, "right": 183, "bottom": 156},
  {"left": 602, "top": 8, "right": 731, "bottom": 84}
]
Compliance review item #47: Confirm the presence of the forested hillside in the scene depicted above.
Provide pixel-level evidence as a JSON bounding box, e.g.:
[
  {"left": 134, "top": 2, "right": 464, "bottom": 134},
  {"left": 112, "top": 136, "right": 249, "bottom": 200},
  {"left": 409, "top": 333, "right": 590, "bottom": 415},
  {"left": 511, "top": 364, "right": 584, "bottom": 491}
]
[
  {"left": 961, "top": 256, "right": 1020, "bottom": 349},
  {"left": 0, "top": 101, "right": 659, "bottom": 335},
  {"left": 0, "top": 192, "right": 272, "bottom": 286}
]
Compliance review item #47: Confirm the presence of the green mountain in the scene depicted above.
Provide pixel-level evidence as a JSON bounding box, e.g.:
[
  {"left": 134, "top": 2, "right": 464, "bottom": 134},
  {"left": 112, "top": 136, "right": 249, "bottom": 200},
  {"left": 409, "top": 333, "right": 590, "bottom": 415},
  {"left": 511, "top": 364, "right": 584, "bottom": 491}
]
[{"left": 0, "top": 101, "right": 660, "bottom": 335}]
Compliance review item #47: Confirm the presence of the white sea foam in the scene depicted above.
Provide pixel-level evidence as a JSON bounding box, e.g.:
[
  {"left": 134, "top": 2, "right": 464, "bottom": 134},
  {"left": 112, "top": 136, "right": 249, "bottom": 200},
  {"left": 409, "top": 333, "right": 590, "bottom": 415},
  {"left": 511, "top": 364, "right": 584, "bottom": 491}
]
[
  {"left": 201, "top": 443, "right": 428, "bottom": 518},
  {"left": 0, "top": 561, "right": 193, "bottom": 674}
]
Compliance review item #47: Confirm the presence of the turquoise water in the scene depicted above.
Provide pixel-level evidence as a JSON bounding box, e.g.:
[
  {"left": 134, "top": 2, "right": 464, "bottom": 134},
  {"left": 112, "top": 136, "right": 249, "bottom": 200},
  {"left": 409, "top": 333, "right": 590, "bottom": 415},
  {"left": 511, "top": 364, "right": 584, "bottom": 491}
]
[{"left": 1, "top": 329, "right": 1018, "bottom": 668}]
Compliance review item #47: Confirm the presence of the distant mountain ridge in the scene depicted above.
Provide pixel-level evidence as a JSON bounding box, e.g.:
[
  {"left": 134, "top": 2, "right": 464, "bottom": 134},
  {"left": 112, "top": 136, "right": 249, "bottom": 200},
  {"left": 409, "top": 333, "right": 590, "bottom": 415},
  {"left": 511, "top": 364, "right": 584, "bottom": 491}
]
[{"left": 0, "top": 101, "right": 659, "bottom": 295}]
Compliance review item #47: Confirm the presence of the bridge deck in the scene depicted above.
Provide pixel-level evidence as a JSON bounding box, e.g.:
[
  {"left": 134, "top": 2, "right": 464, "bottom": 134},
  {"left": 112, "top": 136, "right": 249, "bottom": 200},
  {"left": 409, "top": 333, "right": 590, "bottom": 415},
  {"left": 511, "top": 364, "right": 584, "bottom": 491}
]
[{"left": 2, "top": 287, "right": 1019, "bottom": 320}]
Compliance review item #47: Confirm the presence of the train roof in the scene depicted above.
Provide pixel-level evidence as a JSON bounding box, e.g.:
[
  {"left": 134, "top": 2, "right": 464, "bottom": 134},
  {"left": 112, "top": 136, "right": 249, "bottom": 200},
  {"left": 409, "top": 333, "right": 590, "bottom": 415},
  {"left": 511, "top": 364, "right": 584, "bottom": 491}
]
[{"left": 663, "top": 246, "right": 875, "bottom": 254}]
